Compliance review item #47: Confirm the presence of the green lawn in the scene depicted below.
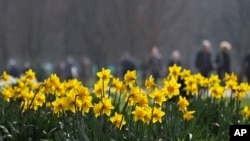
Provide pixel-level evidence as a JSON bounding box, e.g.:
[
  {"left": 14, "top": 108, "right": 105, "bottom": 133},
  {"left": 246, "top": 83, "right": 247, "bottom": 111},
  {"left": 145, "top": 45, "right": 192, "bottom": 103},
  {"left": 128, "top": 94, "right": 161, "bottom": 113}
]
[{"left": 241, "top": 97, "right": 250, "bottom": 107}]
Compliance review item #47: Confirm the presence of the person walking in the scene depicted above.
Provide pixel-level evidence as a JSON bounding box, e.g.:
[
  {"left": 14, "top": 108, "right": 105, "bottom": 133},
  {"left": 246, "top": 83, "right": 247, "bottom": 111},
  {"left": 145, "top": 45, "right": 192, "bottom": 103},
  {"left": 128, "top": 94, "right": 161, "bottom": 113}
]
[
  {"left": 148, "top": 46, "right": 163, "bottom": 81},
  {"left": 168, "top": 50, "right": 182, "bottom": 67},
  {"left": 120, "top": 51, "right": 137, "bottom": 78},
  {"left": 242, "top": 52, "right": 250, "bottom": 82},
  {"left": 195, "top": 40, "right": 213, "bottom": 77},
  {"left": 215, "top": 41, "right": 232, "bottom": 80}
]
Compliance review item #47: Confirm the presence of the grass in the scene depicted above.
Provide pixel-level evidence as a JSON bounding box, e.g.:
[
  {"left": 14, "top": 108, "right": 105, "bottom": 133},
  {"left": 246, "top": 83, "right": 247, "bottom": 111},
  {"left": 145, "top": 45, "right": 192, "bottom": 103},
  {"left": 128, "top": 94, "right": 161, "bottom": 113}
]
[{"left": 240, "top": 97, "right": 250, "bottom": 107}]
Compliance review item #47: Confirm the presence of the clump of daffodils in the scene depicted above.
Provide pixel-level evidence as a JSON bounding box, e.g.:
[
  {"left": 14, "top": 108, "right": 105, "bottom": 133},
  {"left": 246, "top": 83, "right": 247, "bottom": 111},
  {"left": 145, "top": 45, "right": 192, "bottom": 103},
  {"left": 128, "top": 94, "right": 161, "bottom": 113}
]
[{"left": 1, "top": 64, "right": 250, "bottom": 131}]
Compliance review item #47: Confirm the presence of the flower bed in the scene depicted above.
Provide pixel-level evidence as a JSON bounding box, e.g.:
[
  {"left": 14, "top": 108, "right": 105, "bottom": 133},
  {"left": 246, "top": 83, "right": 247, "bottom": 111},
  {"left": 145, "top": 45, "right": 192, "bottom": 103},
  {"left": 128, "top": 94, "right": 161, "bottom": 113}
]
[{"left": 0, "top": 65, "right": 249, "bottom": 140}]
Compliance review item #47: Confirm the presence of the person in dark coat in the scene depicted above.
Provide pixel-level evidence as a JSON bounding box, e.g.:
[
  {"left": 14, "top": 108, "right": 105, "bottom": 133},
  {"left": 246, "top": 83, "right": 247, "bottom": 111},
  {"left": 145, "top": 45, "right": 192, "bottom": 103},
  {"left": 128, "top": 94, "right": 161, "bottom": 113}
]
[
  {"left": 215, "top": 41, "right": 232, "bottom": 80},
  {"left": 148, "top": 46, "right": 163, "bottom": 82},
  {"left": 120, "top": 51, "right": 136, "bottom": 78},
  {"left": 195, "top": 40, "right": 213, "bottom": 77},
  {"left": 6, "top": 59, "right": 21, "bottom": 78},
  {"left": 167, "top": 50, "right": 191, "bottom": 101},
  {"left": 242, "top": 52, "right": 250, "bottom": 82}
]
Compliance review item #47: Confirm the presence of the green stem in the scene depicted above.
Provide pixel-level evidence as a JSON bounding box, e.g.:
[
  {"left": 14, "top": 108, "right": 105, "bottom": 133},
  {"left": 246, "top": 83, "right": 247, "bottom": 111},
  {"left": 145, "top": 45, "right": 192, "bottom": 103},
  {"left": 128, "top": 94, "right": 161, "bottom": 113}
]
[
  {"left": 102, "top": 79, "right": 105, "bottom": 100},
  {"left": 148, "top": 100, "right": 156, "bottom": 138},
  {"left": 118, "top": 95, "right": 130, "bottom": 130},
  {"left": 117, "top": 92, "right": 122, "bottom": 111},
  {"left": 108, "top": 85, "right": 112, "bottom": 98},
  {"left": 27, "top": 84, "right": 44, "bottom": 110},
  {"left": 73, "top": 94, "right": 79, "bottom": 139},
  {"left": 62, "top": 108, "right": 68, "bottom": 138}
]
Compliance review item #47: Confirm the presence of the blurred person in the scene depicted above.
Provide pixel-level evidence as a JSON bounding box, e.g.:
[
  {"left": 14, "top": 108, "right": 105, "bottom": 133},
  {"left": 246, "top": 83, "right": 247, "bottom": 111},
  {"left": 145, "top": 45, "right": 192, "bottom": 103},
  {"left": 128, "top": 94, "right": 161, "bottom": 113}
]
[
  {"left": 139, "top": 55, "right": 150, "bottom": 83},
  {"left": 34, "top": 63, "right": 46, "bottom": 82},
  {"left": 65, "top": 55, "right": 79, "bottom": 80},
  {"left": 6, "top": 59, "right": 21, "bottom": 78},
  {"left": 43, "top": 62, "right": 54, "bottom": 77},
  {"left": 215, "top": 41, "right": 232, "bottom": 80},
  {"left": 168, "top": 50, "right": 182, "bottom": 67},
  {"left": 22, "top": 61, "right": 31, "bottom": 74},
  {"left": 242, "top": 52, "right": 250, "bottom": 82},
  {"left": 55, "top": 61, "right": 66, "bottom": 80},
  {"left": 148, "top": 46, "right": 163, "bottom": 81},
  {"left": 167, "top": 50, "right": 189, "bottom": 100},
  {"left": 195, "top": 40, "right": 213, "bottom": 77},
  {"left": 120, "top": 51, "right": 136, "bottom": 78},
  {"left": 79, "top": 56, "right": 92, "bottom": 85}
]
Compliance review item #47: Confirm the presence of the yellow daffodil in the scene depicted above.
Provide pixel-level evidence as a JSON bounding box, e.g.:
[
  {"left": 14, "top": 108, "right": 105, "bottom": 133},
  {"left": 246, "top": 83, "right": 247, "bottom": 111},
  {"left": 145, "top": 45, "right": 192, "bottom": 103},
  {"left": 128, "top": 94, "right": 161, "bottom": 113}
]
[
  {"left": 1, "top": 86, "right": 14, "bottom": 102},
  {"left": 242, "top": 106, "right": 250, "bottom": 118},
  {"left": 183, "top": 110, "right": 195, "bottom": 121},
  {"left": 184, "top": 76, "right": 197, "bottom": 87},
  {"left": 143, "top": 106, "right": 152, "bottom": 124},
  {"left": 110, "top": 112, "right": 126, "bottom": 130},
  {"left": 64, "top": 79, "right": 82, "bottom": 90},
  {"left": 194, "top": 73, "right": 204, "bottom": 85},
  {"left": 18, "top": 76, "right": 26, "bottom": 89},
  {"left": 177, "top": 96, "right": 189, "bottom": 111},
  {"left": 149, "top": 87, "right": 166, "bottom": 106},
  {"left": 34, "top": 92, "right": 46, "bottom": 108},
  {"left": 136, "top": 90, "right": 148, "bottom": 107},
  {"left": 93, "top": 80, "right": 108, "bottom": 98},
  {"left": 168, "top": 64, "right": 182, "bottom": 79},
  {"left": 200, "top": 78, "right": 209, "bottom": 88},
  {"left": 1, "top": 71, "right": 10, "bottom": 81},
  {"left": 163, "top": 78, "right": 181, "bottom": 99},
  {"left": 80, "top": 96, "right": 93, "bottom": 114},
  {"left": 127, "top": 86, "right": 140, "bottom": 105},
  {"left": 78, "top": 86, "right": 93, "bottom": 113},
  {"left": 235, "top": 82, "right": 249, "bottom": 100},
  {"left": 93, "top": 102, "right": 103, "bottom": 117},
  {"left": 13, "top": 86, "right": 22, "bottom": 100},
  {"left": 224, "top": 72, "right": 238, "bottom": 82},
  {"left": 49, "top": 74, "right": 61, "bottom": 87},
  {"left": 210, "top": 84, "right": 225, "bottom": 99},
  {"left": 25, "top": 69, "right": 36, "bottom": 80},
  {"left": 64, "top": 92, "right": 82, "bottom": 113},
  {"left": 132, "top": 106, "right": 146, "bottom": 122},
  {"left": 102, "top": 98, "right": 114, "bottom": 116},
  {"left": 145, "top": 75, "right": 155, "bottom": 90},
  {"left": 112, "top": 77, "right": 123, "bottom": 92},
  {"left": 185, "top": 84, "right": 198, "bottom": 95},
  {"left": 46, "top": 102, "right": 51, "bottom": 108},
  {"left": 54, "top": 83, "right": 65, "bottom": 97},
  {"left": 52, "top": 97, "right": 66, "bottom": 116},
  {"left": 97, "top": 68, "right": 113, "bottom": 83},
  {"left": 119, "top": 84, "right": 127, "bottom": 94},
  {"left": 180, "top": 69, "right": 191, "bottom": 80},
  {"left": 225, "top": 79, "right": 238, "bottom": 91},
  {"left": 93, "top": 98, "right": 114, "bottom": 117},
  {"left": 78, "top": 86, "right": 90, "bottom": 98},
  {"left": 152, "top": 107, "right": 165, "bottom": 123},
  {"left": 124, "top": 70, "right": 136, "bottom": 87},
  {"left": 208, "top": 74, "right": 220, "bottom": 86},
  {"left": 44, "top": 74, "right": 61, "bottom": 94}
]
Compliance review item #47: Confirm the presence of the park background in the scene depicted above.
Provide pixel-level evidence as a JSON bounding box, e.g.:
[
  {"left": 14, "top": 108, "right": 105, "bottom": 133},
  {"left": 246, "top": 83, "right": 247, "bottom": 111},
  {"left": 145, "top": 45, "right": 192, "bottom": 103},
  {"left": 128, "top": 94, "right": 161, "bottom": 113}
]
[{"left": 0, "top": 0, "right": 250, "bottom": 74}]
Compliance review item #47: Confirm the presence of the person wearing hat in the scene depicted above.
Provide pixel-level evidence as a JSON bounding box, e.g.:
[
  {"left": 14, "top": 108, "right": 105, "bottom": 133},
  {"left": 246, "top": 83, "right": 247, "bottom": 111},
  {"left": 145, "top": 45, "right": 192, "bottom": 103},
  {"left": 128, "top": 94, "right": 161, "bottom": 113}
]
[
  {"left": 215, "top": 41, "right": 232, "bottom": 79},
  {"left": 195, "top": 40, "right": 213, "bottom": 77}
]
